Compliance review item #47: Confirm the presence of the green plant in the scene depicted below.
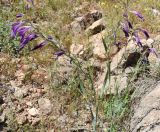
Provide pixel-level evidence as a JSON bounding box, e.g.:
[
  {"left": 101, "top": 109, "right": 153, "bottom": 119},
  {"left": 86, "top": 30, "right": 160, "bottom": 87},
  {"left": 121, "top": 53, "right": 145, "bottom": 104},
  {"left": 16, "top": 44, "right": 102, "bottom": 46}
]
[{"left": 0, "top": 18, "right": 19, "bottom": 55}]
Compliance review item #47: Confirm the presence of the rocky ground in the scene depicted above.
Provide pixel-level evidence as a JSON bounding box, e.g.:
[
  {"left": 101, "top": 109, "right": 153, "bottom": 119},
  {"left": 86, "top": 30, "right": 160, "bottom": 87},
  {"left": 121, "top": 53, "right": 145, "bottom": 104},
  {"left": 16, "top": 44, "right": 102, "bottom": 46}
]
[{"left": 1, "top": 1, "right": 160, "bottom": 131}]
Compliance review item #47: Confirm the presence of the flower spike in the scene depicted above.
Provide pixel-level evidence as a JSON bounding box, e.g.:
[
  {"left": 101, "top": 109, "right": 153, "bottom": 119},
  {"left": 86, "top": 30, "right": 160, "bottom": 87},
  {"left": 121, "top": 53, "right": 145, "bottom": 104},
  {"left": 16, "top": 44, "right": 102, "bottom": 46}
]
[{"left": 130, "top": 11, "right": 144, "bottom": 21}]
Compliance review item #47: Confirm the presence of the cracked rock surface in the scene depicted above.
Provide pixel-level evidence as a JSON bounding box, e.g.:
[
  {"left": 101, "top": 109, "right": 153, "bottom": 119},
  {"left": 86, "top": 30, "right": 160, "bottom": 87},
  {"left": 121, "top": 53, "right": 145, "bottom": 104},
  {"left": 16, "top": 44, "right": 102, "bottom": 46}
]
[{"left": 130, "top": 82, "right": 160, "bottom": 132}]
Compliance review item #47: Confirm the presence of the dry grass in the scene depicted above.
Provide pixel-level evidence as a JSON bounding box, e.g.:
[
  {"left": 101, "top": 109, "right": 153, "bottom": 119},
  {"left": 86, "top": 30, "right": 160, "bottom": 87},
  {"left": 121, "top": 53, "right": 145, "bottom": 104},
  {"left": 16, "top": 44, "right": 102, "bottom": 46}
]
[{"left": 0, "top": 0, "right": 160, "bottom": 131}]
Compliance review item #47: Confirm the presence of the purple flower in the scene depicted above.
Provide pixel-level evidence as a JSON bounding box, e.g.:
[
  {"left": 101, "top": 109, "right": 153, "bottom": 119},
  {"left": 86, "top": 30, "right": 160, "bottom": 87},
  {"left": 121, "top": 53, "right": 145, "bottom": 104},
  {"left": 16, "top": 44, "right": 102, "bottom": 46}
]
[
  {"left": 130, "top": 11, "right": 144, "bottom": 20},
  {"left": 11, "top": 22, "right": 24, "bottom": 38},
  {"left": 16, "top": 13, "right": 24, "bottom": 18},
  {"left": 19, "top": 33, "right": 38, "bottom": 50},
  {"left": 54, "top": 51, "right": 65, "bottom": 58},
  {"left": 139, "top": 28, "right": 150, "bottom": 39},
  {"left": 31, "top": 41, "right": 48, "bottom": 51},
  {"left": 133, "top": 32, "right": 142, "bottom": 47},
  {"left": 148, "top": 48, "right": 158, "bottom": 57},
  {"left": 127, "top": 20, "right": 133, "bottom": 29},
  {"left": 27, "top": 0, "right": 34, "bottom": 5},
  {"left": 17, "top": 26, "right": 32, "bottom": 42},
  {"left": 48, "top": 36, "right": 53, "bottom": 40}
]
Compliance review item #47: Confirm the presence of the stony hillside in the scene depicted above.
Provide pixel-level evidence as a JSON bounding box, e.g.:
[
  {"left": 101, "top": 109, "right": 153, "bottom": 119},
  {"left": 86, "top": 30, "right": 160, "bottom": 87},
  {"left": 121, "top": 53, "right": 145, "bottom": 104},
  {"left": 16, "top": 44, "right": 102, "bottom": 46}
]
[{"left": 0, "top": 0, "right": 160, "bottom": 131}]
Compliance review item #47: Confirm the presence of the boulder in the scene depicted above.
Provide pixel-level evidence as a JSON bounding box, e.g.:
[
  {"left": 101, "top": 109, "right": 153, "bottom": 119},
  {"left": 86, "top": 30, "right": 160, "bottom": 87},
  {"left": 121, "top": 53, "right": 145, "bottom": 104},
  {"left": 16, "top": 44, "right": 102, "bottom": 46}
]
[
  {"left": 86, "top": 18, "right": 105, "bottom": 35},
  {"left": 89, "top": 30, "right": 119, "bottom": 60},
  {"left": 89, "top": 31, "right": 106, "bottom": 60},
  {"left": 83, "top": 10, "right": 103, "bottom": 28},
  {"left": 71, "top": 17, "right": 85, "bottom": 34},
  {"left": 70, "top": 10, "right": 102, "bottom": 35},
  {"left": 130, "top": 83, "right": 160, "bottom": 132}
]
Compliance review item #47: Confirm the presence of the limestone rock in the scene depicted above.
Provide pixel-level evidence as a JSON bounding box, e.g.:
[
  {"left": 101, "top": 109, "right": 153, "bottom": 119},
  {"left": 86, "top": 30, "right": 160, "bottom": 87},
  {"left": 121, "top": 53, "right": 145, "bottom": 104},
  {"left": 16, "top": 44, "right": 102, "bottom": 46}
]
[
  {"left": 146, "top": 38, "right": 154, "bottom": 47},
  {"left": 83, "top": 10, "right": 102, "bottom": 28},
  {"left": 38, "top": 98, "right": 52, "bottom": 115},
  {"left": 0, "top": 112, "right": 6, "bottom": 123},
  {"left": 70, "top": 44, "right": 84, "bottom": 56},
  {"left": 141, "top": 38, "right": 154, "bottom": 47},
  {"left": 16, "top": 114, "right": 27, "bottom": 125},
  {"left": 153, "top": 35, "right": 160, "bottom": 50},
  {"left": 148, "top": 52, "right": 160, "bottom": 68},
  {"left": 86, "top": 18, "right": 105, "bottom": 35},
  {"left": 152, "top": 8, "right": 160, "bottom": 16},
  {"left": 31, "top": 117, "right": 40, "bottom": 126},
  {"left": 108, "top": 75, "right": 128, "bottom": 94},
  {"left": 1, "top": 0, "right": 10, "bottom": 6},
  {"left": 89, "top": 10, "right": 103, "bottom": 21},
  {"left": 95, "top": 72, "right": 127, "bottom": 94},
  {"left": 71, "top": 17, "right": 85, "bottom": 34},
  {"left": 14, "top": 87, "right": 28, "bottom": 98},
  {"left": 130, "top": 83, "right": 160, "bottom": 132},
  {"left": 89, "top": 31, "right": 106, "bottom": 60},
  {"left": 89, "top": 30, "right": 119, "bottom": 60},
  {"left": 154, "top": 35, "right": 160, "bottom": 42},
  {"left": 94, "top": 46, "right": 126, "bottom": 92},
  {"left": 26, "top": 101, "right": 33, "bottom": 107},
  {"left": 110, "top": 47, "right": 126, "bottom": 71},
  {"left": 28, "top": 108, "right": 39, "bottom": 117},
  {"left": 71, "top": 10, "right": 102, "bottom": 35}
]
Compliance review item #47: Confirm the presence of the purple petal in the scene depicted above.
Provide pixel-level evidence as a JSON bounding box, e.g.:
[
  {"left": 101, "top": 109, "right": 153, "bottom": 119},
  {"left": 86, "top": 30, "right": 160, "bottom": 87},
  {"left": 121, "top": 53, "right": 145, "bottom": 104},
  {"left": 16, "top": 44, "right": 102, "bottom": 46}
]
[
  {"left": 148, "top": 48, "right": 158, "bottom": 57},
  {"left": 140, "top": 28, "right": 150, "bottom": 39},
  {"left": 133, "top": 32, "right": 142, "bottom": 47},
  {"left": 19, "top": 33, "right": 38, "bottom": 50},
  {"left": 11, "top": 22, "right": 20, "bottom": 38},
  {"left": 11, "top": 22, "right": 24, "bottom": 38},
  {"left": 54, "top": 51, "right": 65, "bottom": 58},
  {"left": 48, "top": 36, "right": 53, "bottom": 40},
  {"left": 130, "top": 11, "right": 144, "bottom": 20},
  {"left": 127, "top": 20, "right": 133, "bottom": 29},
  {"left": 16, "top": 13, "right": 24, "bottom": 18},
  {"left": 17, "top": 26, "right": 32, "bottom": 42},
  {"left": 31, "top": 41, "right": 48, "bottom": 51},
  {"left": 122, "top": 29, "right": 129, "bottom": 37}
]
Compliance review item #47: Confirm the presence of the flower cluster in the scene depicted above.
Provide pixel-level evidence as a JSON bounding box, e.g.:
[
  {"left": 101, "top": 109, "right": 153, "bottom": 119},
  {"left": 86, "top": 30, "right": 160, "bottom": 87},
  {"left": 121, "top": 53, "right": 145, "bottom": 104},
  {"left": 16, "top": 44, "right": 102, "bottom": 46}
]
[
  {"left": 121, "top": 10, "right": 150, "bottom": 47},
  {"left": 11, "top": 11, "right": 49, "bottom": 51},
  {"left": 11, "top": 21, "right": 41, "bottom": 51},
  {"left": 11, "top": 13, "right": 65, "bottom": 58},
  {"left": 119, "top": 10, "right": 158, "bottom": 57}
]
